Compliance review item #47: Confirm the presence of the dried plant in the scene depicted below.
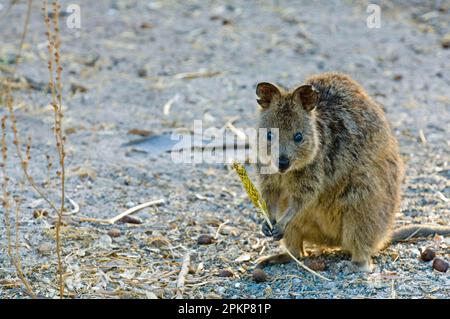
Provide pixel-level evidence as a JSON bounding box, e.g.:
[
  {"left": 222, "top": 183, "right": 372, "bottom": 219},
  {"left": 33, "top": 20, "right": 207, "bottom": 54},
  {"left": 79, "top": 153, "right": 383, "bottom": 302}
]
[
  {"left": 42, "top": 0, "right": 66, "bottom": 298},
  {"left": 1, "top": 115, "right": 12, "bottom": 257},
  {"left": 0, "top": 0, "right": 38, "bottom": 297},
  {"left": 232, "top": 162, "right": 272, "bottom": 229},
  {"left": 1, "top": 114, "right": 36, "bottom": 297},
  {"left": 1, "top": 0, "right": 67, "bottom": 298}
]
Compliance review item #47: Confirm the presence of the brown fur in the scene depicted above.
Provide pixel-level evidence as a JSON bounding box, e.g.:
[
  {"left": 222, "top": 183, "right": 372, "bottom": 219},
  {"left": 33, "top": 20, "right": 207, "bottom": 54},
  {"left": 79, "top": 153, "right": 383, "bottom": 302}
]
[{"left": 255, "top": 72, "right": 450, "bottom": 272}]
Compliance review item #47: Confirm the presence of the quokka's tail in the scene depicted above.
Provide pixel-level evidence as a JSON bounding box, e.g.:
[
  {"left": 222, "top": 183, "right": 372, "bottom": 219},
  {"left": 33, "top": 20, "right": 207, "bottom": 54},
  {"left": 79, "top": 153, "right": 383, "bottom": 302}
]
[{"left": 391, "top": 225, "right": 450, "bottom": 243}]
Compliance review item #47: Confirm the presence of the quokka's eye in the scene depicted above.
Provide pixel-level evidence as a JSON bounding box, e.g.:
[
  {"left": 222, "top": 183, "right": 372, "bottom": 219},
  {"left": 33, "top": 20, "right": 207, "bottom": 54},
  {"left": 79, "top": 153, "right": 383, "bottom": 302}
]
[
  {"left": 293, "top": 132, "right": 303, "bottom": 143},
  {"left": 267, "top": 131, "right": 273, "bottom": 141}
]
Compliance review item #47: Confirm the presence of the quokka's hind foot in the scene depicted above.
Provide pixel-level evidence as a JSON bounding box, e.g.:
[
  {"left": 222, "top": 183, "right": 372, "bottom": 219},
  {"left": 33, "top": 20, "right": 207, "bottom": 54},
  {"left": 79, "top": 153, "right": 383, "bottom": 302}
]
[
  {"left": 256, "top": 253, "right": 292, "bottom": 269},
  {"left": 350, "top": 251, "right": 374, "bottom": 272},
  {"left": 351, "top": 259, "right": 374, "bottom": 273}
]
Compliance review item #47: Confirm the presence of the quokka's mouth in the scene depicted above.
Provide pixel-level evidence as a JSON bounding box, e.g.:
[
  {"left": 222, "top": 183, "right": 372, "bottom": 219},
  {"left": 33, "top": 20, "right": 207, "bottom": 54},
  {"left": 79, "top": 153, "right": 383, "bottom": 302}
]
[{"left": 278, "top": 168, "right": 290, "bottom": 174}]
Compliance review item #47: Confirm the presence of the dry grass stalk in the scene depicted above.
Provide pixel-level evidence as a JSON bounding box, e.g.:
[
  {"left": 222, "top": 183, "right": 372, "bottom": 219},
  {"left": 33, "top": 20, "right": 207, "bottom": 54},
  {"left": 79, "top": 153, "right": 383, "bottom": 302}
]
[
  {"left": 1, "top": 116, "right": 13, "bottom": 257},
  {"left": 173, "top": 70, "right": 221, "bottom": 80},
  {"left": 282, "top": 246, "right": 330, "bottom": 281},
  {"left": 0, "top": 0, "right": 37, "bottom": 298},
  {"left": 42, "top": 0, "right": 66, "bottom": 298},
  {"left": 12, "top": 0, "right": 33, "bottom": 71},
  {"left": 13, "top": 199, "right": 37, "bottom": 297},
  {"left": 108, "top": 199, "right": 164, "bottom": 224},
  {"left": 1, "top": 117, "right": 36, "bottom": 297},
  {"left": 6, "top": 87, "right": 59, "bottom": 214},
  {"left": 231, "top": 163, "right": 272, "bottom": 229}
]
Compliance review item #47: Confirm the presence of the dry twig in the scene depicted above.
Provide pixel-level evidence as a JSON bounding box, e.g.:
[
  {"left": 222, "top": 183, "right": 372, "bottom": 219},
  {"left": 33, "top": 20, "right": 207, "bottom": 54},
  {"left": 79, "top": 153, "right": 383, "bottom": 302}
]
[
  {"left": 176, "top": 251, "right": 191, "bottom": 299},
  {"left": 74, "top": 199, "right": 165, "bottom": 224}
]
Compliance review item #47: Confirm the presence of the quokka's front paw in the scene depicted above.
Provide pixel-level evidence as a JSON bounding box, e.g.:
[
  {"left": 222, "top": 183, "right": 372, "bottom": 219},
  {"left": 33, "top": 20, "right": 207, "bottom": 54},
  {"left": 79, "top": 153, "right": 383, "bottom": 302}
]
[
  {"left": 271, "top": 223, "right": 285, "bottom": 241},
  {"left": 261, "top": 219, "right": 276, "bottom": 237}
]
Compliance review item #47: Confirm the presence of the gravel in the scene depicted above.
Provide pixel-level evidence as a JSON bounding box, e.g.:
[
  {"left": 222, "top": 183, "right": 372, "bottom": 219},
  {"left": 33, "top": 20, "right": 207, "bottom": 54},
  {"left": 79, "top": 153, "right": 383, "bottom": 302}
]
[{"left": 0, "top": 0, "right": 449, "bottom": 299}]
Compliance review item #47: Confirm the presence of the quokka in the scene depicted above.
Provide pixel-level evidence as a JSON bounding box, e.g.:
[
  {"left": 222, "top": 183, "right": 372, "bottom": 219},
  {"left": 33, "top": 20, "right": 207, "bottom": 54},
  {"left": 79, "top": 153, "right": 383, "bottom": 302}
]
[{"left": 255, "top": 72, "right": 450, "bottom": 271}]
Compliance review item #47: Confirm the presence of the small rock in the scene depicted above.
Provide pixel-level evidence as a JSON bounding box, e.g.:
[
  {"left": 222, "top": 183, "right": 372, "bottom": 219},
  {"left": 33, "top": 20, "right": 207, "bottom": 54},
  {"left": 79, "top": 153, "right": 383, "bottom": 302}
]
[
  {"left": 304, "top": 259, "right": 326, "bottom": 271},
  {"left": 393, "top": 74, "right": 403, "bottom": 81},
  {"left": 252, "top": 268, "right": 267, "bottom": 283},
  {"left": 234, "top": 254, "right": 251, "bottom": 262},
  {"left": 107, "top": 228, "right": 121, "bottom": 238},
  {"left": 145, "top": 291, "right": 158, "bottom": 299},
  {"left": 188, "top": 266, "right": 197, "bottom": 274},
  {"left": 420, "top": 247, "right": 436, "bottom": 262},
  {"left": 218, "top": 269, "right": 234, "bottom": 277},
  {"left": 137, "top": 68, "right": 147, "bottom": 77},
  {"left": 432, "top": 258, "right": 449, "bottom": 273},
  {"left": 216, "top": 286, "right": 226, "bottom": 294},
  {"left": 292, "top": 278, "right": 302, "bottom": 285},
  {"left": 126, "top": 201, "right": 136, "bottom": 208},
  {"left": 148, "top": 237, "right": 169, "bottom": 248},
  {"left": 140, "top": 22, "right": 154, "bottom": 29},
  {"left": 70, "top": 83, "right": 88, "bottom": 94},
  {"left": 38, "top": 243, "right": 52, "bottom": 255},
  {"left": 197, "top": 234, "right": 215, "bottom": 245},
  {"left": 95, "top": 234, "right": 113, "bottom": 249},
  {"left": 441, "top": 33, "right": 450, "bottom": 49}
]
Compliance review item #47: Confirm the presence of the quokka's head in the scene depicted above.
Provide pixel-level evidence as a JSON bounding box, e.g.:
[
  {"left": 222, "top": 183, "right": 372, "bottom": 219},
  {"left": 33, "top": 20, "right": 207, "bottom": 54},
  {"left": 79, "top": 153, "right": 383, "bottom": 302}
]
[{"left": 256, "top": 82, "right": 319, "bottom": 174}]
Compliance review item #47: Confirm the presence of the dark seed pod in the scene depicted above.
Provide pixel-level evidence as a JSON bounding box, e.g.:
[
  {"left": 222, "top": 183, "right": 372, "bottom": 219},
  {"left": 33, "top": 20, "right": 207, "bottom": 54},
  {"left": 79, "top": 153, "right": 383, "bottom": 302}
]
[
  {"left": 197, "top": 234, "right": 215, "bottom": 245},
  {"left": 252, "top": 268, "right": 267, "bottom": 283},
  {"left": 119, "top": 215, "right": 142, "bottom": 224},
  {"left": 304, "top": 259, "right": 326, "bottom": 271},
  {"left": 420, "top": 248, "right": 436, "bottom": 262},
  {"left": 218, "top": 269, "right": 234, "bottom": 278},
  {"left": 432, "top": 258, "right": 449, "bottom": 273}
]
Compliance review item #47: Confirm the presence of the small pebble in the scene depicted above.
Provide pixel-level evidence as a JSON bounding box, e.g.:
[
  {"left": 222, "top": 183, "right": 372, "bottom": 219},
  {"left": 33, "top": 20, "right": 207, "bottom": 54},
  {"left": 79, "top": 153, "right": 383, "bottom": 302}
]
[
  {"left": 137, "top": 68, "right": 147, "bottom": 77},
  {"left": 252, "top": 269, "right": 267, "bottom": 283},
  {"left": 188, "top": 266, "right": 196, "bottom": 274},
  {"left": 432, "top": 258, "right": 449, "bottom": 273},
  {"left": 149, "top": 237, "right": 169, "bottom": 248},
  {"left": 197, "top": 234, "right": 215, "bottom": 245},
  {"left": 107, "top": 228, "right": 121, "bottom": 238},
  {"left": 95, "top": 234, "right": 113, "bottom": 249},
  {"left": 441, "top": 33, "right": 450, "bottom": 49},
  {"left": 140, "top": 22, "right": 153, "bottom": 29},
  {"left": 216, "top": 286, "right": 226, "bottom": 294},
  {"left": 292, "top": 278, "right": 301, "bottom": 285},
  {"left": 126, "top": 201, "right": 136, "bottom": 208},
  {"left": 218, "top": 269, "right": 234, "bottom": 277},
  {"left": 420, "top": 247, "right": 436, "bottom": 262},
  {"left": 38, "top": 243, "right": 52, "bottom": 255}
]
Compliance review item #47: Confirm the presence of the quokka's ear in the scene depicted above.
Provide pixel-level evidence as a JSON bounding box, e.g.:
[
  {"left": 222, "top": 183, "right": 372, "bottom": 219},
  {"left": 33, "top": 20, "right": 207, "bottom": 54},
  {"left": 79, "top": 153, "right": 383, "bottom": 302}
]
[
  {"left": 256, "top": 82, "right": 281, "bottom": 108},
  {"left": 292, "top": 84, "right": 318, "bottom": 112}
]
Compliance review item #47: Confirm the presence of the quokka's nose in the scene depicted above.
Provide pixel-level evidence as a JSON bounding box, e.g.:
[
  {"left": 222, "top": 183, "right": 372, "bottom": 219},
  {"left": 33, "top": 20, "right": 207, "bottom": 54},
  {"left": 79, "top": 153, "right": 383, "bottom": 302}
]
[{"left": 278, "top": 155, "right": 290, "bottom": 171}]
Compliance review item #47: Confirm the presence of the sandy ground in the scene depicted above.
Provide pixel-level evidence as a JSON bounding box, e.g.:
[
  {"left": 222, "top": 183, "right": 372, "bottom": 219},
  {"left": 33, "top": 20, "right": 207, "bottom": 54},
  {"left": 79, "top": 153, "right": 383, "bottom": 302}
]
[{"left": 0, "top": 0, "right": 449, "bottom": 298}]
